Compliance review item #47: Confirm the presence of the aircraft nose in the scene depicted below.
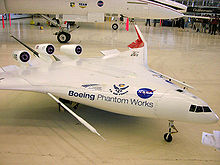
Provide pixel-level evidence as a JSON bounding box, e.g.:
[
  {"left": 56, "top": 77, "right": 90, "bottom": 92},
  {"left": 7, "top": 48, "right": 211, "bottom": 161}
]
[
  {"left": 206, "top": 106, "right": 219, "bottom": 123},
  {"left": 212, "top": 112, "right": 219, "bottom": 123}
]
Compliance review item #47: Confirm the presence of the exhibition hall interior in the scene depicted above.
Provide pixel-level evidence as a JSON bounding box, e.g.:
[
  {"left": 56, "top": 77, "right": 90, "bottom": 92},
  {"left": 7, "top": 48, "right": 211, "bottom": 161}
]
[{"left": 0, "top": 0, "right": 220, "bottom": 164}]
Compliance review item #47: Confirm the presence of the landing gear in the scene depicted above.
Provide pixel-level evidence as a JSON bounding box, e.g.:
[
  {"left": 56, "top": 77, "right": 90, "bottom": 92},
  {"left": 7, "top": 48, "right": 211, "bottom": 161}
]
[
  {"left": 164, "top": 133, "right": 172, "bottom": 142},
  {"left": 58, "top": 103, "right": 61, "bottom": 112},
  {"left": 50, "top": 18, "right": 60, "bottom": 27},
  {"left": 57, "top": 98, "right": 79, "bottom": 111},
  {"left": 57, "top": 32, "right": 71, "bottom": 43},
  {"left": 40, "top": 14, "right": 75, "bottom": 43},
  {"left": 58, "top": 98, "right": 72, "bottom": 111},
  {"left": 73, "top": 103, "right": 79, "bottom": 110},
  {"left": 164, "top": 120, "right": 178, "bottom": 142},
  {"left": 112, "top": 23, "right": 119, "bottom": 30}
]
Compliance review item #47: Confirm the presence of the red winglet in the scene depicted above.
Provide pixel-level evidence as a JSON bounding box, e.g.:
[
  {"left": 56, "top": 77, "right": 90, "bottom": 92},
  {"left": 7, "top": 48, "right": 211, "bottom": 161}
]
[{"left": 128, "top": 26, "right": 144, "bottom": 48}]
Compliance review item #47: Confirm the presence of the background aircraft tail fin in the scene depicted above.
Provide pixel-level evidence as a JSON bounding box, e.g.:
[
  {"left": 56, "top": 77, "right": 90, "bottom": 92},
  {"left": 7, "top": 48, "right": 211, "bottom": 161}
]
[{"left": 128, "top": 25, "right": 148, "bottom": 67}]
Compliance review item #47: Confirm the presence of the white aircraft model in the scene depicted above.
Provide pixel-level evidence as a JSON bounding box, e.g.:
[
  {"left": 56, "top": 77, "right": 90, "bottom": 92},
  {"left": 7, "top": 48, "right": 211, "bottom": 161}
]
[
  {"left": 0, "top": 0, "right": 186, "bottom": 43},
  {"left": 0, "top": 25, "right": 218, "bottom": 142}
]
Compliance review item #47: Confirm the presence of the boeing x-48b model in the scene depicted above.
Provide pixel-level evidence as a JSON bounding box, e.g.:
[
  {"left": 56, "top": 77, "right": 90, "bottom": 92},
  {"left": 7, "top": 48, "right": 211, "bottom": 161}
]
[{"left": 0, "top": 25, "right": 218, "bottom": 142}]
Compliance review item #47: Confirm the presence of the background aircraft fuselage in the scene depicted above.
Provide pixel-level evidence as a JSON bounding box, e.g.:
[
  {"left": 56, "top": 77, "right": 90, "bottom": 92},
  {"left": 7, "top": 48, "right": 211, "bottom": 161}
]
[{"left": 0, "top": 0, "right": 186, "bottom": 19}]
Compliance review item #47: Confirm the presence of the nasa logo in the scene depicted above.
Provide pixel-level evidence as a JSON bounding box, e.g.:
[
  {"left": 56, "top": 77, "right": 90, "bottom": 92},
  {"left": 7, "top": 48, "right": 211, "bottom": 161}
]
[
  {"left": 137, "top": 88, "right": 155, "bottom": 99},
  {"left": 97, "top": 0, "right": 104, "bottom": 7},
  {"left": 79, "top": 2, "right": 87, "bottom": 8}
]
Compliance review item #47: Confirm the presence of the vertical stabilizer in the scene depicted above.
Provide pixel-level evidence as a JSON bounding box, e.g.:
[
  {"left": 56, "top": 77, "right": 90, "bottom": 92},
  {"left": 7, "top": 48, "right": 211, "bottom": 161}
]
[{"left": 128, "top": 25, "right": 148, "bottom": 68}]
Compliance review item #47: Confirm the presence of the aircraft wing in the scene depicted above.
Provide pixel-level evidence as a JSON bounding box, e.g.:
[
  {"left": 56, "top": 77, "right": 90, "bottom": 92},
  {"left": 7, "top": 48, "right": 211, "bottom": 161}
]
[
  {"left": 100, "top": 49, "right": 120, "bottom": 57},
  {"left": 149, "top": 69, "right": 194, "bottom": 89},
  {"left": 183, "top": 15, "right": 211, "bottom": 19},
  {"left": 0, "top": 25, "right": 195, "bottom": 140},
  {"left": 0, "top": 66, "right": 34, "bottom": 91},
  {"left": 1, "top": 25, "right": 192, "bottom": 92}
]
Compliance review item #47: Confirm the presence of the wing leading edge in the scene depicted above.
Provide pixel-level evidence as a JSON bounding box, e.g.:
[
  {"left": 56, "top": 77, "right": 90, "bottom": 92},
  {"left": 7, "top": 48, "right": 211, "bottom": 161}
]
[{"left": 127, "top": 25, "right": 194, "bottom": 89}]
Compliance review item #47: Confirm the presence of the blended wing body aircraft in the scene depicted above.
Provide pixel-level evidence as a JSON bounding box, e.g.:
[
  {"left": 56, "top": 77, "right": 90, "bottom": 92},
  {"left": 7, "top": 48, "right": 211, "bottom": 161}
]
[
  {"left": 0, "top": 0, "right": 186, "bottom": 43},
  {"left": 0, "top": 25, "right": 218, "bottom": 142}
]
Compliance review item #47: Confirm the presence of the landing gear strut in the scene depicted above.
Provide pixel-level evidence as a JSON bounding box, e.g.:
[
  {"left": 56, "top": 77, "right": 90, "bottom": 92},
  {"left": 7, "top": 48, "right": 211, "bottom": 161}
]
[
  {"left": 164, "top": 120, "right": 178, "bottom": 142},
  {"left": 73, "top": 103, "right": 79, "bottom": 110}
]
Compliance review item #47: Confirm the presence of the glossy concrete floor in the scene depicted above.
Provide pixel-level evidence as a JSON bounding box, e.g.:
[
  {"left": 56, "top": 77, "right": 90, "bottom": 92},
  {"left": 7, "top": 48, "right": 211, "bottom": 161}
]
[{"left": 0, "top": 18, "right": 220, "bottom": 165}]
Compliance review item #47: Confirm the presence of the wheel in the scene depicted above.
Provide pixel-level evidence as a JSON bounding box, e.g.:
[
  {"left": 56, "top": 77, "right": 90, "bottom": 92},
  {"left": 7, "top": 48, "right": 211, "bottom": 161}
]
[
  {"left": 112, "top": 23, "right": 118, "bottom": 30},
  {"left": 57, "top": 32, "right": 71, "bottom": 43},
  {"left": 164, "top": 133, "right": 172, "bottom": 142}
]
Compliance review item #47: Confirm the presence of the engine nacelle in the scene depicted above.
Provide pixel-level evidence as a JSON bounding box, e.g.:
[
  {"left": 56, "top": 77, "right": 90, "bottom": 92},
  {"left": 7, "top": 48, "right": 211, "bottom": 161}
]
[
  {"left": 12, "top": 50, "right": 31, "bottom": 63},
  {"left": 35, "top": 44, "right": 55, "bottom": 56},
  {"left": 60, "top": 45, "right": 83, "bottom": 56}
]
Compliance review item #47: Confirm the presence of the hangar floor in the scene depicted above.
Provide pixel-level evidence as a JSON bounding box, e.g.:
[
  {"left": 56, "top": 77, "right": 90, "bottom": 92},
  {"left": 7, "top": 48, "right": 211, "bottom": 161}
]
[{"left": 0, "top": 18, "right": 220, "bottom": 165}]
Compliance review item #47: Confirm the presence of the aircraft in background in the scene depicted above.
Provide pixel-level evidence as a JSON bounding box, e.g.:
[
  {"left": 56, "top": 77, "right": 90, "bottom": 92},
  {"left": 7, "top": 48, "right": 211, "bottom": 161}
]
[
  {"left": 0, "top": 25, "right": 218, "bottom": 142},
  {"left": 0, "top": 0, "right": 187, "bottom": 43}
]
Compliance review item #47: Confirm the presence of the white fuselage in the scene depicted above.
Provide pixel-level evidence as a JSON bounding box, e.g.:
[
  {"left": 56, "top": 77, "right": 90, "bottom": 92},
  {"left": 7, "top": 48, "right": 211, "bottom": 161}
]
[{"left": 0, "top": 0, "right": 186, "bottom": 19}]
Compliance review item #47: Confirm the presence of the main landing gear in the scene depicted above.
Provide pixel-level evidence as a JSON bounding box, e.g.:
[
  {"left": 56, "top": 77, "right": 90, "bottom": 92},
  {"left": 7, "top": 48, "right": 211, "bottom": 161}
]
[
  {"left": 164, "top": 120, "right": 178, "bottom": 142},
  {"left": 55, "top": 23, "right": 79, "bottom": 43},
  {"left": 40, "top": 15, "right": 79, "bottom": 43},
  {"left": 55, "top": 22, "right": 80, "bottom": 43},
  {"left": 56, "top": 31, "right": 71, "bottom": 43},
  {"left": 58, "top": 98, "right": 79, "bottom": 112}
]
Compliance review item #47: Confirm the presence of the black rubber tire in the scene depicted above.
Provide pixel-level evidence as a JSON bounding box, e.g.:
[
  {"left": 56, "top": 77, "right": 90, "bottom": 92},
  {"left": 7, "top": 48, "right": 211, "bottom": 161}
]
[
  {"left": 66, "top": 33, "right": 71, "bottom": 42},
  {"left": 112, "top": 23, "right": 119, "bottom": 30},
  {"left": 164, "top": 133, "right": 172, "bottom": 142},
  {"left": 57, "top": 32, "right": 71, "bottom": 43}
]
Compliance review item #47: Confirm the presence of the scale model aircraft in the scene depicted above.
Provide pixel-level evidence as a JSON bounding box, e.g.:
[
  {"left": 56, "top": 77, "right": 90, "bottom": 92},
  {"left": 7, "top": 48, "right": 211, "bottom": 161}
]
[
  {"left": 0, "top": 0, "right": 186, "bottom": 43},
  {"left": 0, "top": 25, "right": 218, "bottom": 142}
]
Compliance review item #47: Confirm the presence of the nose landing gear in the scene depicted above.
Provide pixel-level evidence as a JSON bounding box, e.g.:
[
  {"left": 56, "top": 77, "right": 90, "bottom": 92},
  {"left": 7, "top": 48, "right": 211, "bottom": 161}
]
[{"left": 164, "top": 120, "right": 178, "bottom": 142}]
